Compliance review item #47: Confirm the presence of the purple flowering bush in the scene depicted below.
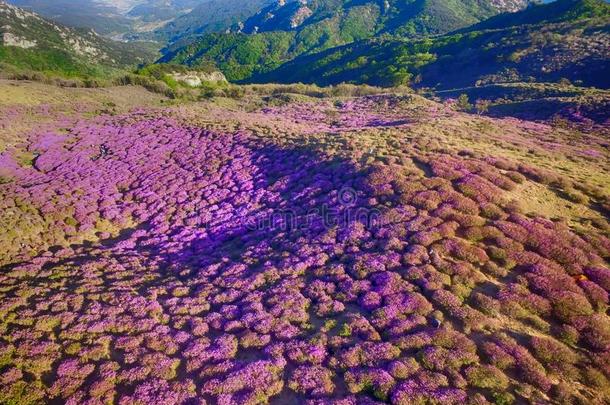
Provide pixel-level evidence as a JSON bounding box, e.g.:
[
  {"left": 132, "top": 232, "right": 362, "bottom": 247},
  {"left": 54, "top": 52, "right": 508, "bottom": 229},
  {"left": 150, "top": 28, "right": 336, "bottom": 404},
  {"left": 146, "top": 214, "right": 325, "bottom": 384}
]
[{"left": 0, "top": 93, "right": 608, "bottom": 404}]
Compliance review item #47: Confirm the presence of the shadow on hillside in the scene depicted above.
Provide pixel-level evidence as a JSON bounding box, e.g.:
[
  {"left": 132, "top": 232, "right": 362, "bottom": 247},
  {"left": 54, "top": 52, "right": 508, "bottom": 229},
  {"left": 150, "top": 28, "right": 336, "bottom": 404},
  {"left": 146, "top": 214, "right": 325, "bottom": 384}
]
[
  {"left": 487, "top": 99, "right": 609, "bottom": 124},
  {"left": 0, "top": 142, "right": 377, "bottom": 297},
  {"left": 0, "top": 143, "right": 384, "bottom": 405}
]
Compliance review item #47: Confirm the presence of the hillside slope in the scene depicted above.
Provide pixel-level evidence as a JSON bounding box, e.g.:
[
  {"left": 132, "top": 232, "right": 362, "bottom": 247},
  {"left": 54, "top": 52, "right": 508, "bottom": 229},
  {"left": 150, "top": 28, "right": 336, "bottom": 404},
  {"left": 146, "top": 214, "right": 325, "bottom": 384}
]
[
  {"left": 159, "top": 0, "right": 532, "bottom": 81},
  {"left": 465, "top": 0, "right": 610, "bottom": 30},
  {"left": 0, "top": 2, "right": 156, "bottom": 77},
  {"left": 6, "top": 0, "right": 134, "bottom": 36},
  {"left": 148, "top": 0, "right": 273, "bottom": 44},
  {"left": 242, "top": 0, "right": 530, "bottom": 37},
  {"left": 256, "top": 0, "right": 610, "bottom": 89},
  {"left": 0, "top": 79, "right": 609, "bottom": 404},
  {"left": 7, "top": 0, "right": 222, "bottom": 40}
]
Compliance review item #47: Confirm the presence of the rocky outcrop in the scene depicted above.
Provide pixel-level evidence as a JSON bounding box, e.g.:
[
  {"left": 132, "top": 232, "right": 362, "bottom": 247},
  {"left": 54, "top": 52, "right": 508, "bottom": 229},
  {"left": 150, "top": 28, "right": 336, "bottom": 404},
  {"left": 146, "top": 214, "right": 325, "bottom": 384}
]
[
  {"left": 290, "top": 5, "right": 313, "bottom": 29},
  {"left": 2, "top": 32, "right": 36, "bottom": 48},
  {"left": 489, "top": 0, "right": 530, "bottom": 12},
  {"left": 170, "top": 71, "right": 228, "bottom": 87}
]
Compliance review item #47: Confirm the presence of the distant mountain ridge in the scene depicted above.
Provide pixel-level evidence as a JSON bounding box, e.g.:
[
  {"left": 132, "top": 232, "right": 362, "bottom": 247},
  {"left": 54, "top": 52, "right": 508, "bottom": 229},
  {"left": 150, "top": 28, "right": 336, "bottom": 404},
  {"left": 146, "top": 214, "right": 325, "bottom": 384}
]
[
  {"left": 135, "top": 0, "right": 274, "bottom": 44},
  {"left": 6, "top": 0, "right": 135, "bottom": 37},
  {"left": 6, "top": 0, "right": 276, "bottom": 42},
  {"left": 254, "top": 0, "right": 610, "bottom": 89},
  {"left": 0, "top": 1, "right": 155, "bottom": 77},
  {"left": 242, "top": 0, "right": 531, "bottom": 36},
  {"left": 159, "top": 0, "right": 537, "bottom": 81},
  {"left": 463, "top": 0, "right": 610, "bottom": 30}
]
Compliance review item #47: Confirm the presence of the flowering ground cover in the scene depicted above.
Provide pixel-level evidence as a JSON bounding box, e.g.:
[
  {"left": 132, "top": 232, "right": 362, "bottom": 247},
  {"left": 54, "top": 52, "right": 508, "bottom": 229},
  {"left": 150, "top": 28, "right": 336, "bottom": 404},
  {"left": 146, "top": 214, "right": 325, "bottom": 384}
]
[{"left": 0, "top": 81, "right": 609, "bottom": 404}]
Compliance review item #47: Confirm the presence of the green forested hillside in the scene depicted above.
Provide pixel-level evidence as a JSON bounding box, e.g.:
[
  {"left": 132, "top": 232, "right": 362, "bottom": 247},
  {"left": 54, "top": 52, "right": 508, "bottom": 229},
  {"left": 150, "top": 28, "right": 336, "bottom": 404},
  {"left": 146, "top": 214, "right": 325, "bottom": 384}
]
[
  {"left": 242, "top": 0, "right": 530, "bottom": 37},
  {"left": 255, "top": 0, "right": 610, "bottom": 89},
  {"left": 465, "top": 0, "right": 610, "bottom": 30},
  {"left": 159, "top": 0, "right": 532, "bottom": 81},
  {"left": 150, "top": 0, "right": 273, "bottom": 44},
  {"left": 158, "top": 31, "right": 295, "bottom": 82},
  {"left": 6, "top": 0, "right": 134, "bottom": 36},
  {"left": 0, "top": 2, "right": 156, "bottom": 79}
]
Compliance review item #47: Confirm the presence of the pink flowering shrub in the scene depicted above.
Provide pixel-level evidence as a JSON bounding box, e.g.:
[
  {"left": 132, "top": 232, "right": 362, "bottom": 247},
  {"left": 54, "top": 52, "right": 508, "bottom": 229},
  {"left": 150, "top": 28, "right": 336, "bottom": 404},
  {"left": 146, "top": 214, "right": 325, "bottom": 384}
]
[
  {"left": 344, "top": 368, "right": 396, "bottom": 401},
  {"left": 0, "top": 98, "right": 608, "bottom": 404},
  {"left": 289, "top": 365, "right": 335, "bottom": 396}
]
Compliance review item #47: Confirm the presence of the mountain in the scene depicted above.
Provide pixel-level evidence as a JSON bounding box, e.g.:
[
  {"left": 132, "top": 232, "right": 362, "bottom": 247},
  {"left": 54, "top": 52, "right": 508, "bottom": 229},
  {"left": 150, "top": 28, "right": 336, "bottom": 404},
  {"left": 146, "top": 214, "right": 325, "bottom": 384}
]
[
  {"left": 159, "top": 0, "right": 533, "bottom": 81},
  {"left": 145, "top": 0, "right": 273, "bottom": 44},
  {"left": 0, "top": 1, "right": 156, "bottom": 77},
  {"left": 5, "top": 0, "right": 135, "bottom": 37},
  {"left": 243, "top": 0, "right": 530, "bottom": 37},
  {"left": 255, "top": 0, "right": 610, "bottom": 89},
  {"left": 465, "top": 0, "right": 610, "bottom": 30},
  {"left": 126, "top": 0, "right": 199, "bottom": 20},
  {"left": 6, "top": 0, "right": 212, "bottom": 40}
]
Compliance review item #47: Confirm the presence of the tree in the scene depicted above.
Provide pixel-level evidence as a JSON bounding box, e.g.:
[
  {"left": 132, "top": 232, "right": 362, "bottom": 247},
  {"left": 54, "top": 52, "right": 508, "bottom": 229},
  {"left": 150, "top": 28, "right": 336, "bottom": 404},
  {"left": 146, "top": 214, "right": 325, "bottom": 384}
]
[
  {"left": 456, "top": 94, "right": 472, "bottom": 111},
  {"left": 475, "top": 99, "right": 491, "bottom": 115}
]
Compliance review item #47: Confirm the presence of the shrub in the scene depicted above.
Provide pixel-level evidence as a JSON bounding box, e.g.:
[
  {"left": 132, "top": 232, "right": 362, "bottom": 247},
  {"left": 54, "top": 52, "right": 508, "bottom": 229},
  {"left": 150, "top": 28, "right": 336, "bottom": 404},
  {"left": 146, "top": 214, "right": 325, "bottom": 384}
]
[
  {"left": 529, "top": 336, "right": 579, "bottom": 377},
  {"left": 344, "top": 368, "right": 396, "bottom": 401},
  {"left": 579, "top": 280, "right": 608, "bottom": 311},
  {"left": 584, "top": 267, "right": 610, "bottom": 291},
  {"left": 388, "top": 358, "right": 420, "bottom": 380},
  {"left": 402, "top": 245, "right": 429, "bottom": 266},
  {"left": 456, "top": 175, "right": 503, "bottom": 205},
  {"left": 464, "top": 364, "right": 509, "bottom": 391},
  {"left": 438, "top": 238, "right": 489, "bottom": 265},
  {"left": 581, "top": 314, "right": 610, "bottom": 351},
  {"left": 456, "top": 94, "right": 473, "bottom": 111},
  {"left": 517, "top": 164, "right": 558, "bottom": 185},
  {"left": 114, "top": 74, "right": 176, "bottom": 98},
  {"left": 552, "top": 381, "right": 576, "bottom": 403},
  {"left": 480, "top": 203, "right": 505, "bottom": 220},
  {"left": 551, "top": 291, "right": 594, "bottom": 324},
  {"left": 470, "top": 292, "right": 500, "bottom": 316},
  {"left": 475, "top": 99, "right": 491, "bottom": 115},
  {"left": 583, "top": 366, "right": 609, "bottom": 390},
  {"left": 482, "top": 261, "right": 509, "bottom": 277},
  {"left": 505, "top": 171, "right": 526, "bottom": 184},
  {"left": 288, "top": 365, "right": 335, "bottom": 396},
  {"left": 492, "top": 391, "right": 515, "bottom": 405},
  {"left": 554, "top": 324, "right": 580, "bottom": 347}
]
